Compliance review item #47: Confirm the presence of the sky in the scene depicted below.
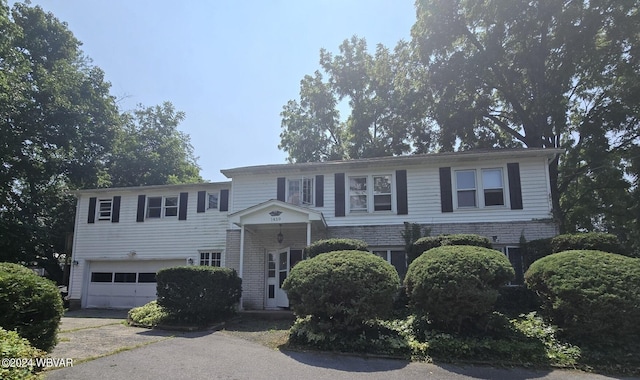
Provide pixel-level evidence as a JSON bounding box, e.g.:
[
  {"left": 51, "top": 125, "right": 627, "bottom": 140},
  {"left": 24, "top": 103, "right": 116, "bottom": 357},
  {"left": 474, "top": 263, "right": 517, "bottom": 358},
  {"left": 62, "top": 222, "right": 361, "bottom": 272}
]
[{"left": 20, "top": 1, "right": 417, "bottom": 182}]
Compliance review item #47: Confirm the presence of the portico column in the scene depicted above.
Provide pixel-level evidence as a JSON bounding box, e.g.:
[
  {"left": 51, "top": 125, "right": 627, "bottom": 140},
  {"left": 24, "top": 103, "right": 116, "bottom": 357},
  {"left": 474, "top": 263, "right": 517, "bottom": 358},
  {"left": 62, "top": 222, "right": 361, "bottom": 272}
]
[
  {"left": 306, "top": 222, "right": 311, "bottom": 246},
  {"left": 239, "top": 224, "right": 245, "bottom": 310}
]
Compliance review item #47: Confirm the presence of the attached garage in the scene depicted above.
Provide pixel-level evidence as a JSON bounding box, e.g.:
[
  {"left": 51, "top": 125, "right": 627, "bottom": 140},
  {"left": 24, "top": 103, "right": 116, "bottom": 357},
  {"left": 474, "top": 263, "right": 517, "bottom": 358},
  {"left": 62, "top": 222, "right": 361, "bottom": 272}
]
[{"left": 85, "top": 260, "right": 184, "bottom": 309}]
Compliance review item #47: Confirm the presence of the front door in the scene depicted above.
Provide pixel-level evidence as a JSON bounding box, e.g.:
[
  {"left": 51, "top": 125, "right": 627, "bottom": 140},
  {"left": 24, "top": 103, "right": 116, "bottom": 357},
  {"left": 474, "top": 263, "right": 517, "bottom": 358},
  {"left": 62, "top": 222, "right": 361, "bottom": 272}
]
[{"left": 266, "top": 248, "right": 303, "bottom": 308}]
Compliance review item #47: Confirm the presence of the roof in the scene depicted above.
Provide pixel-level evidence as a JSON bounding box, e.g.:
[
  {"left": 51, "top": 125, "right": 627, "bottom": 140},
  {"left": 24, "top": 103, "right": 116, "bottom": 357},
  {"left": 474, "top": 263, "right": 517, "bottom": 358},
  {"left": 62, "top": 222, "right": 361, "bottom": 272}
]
[
  {"left": 73, "top": 181, "right": 231, "bottom": 195},
  {"left": 220, "top": 148, "right": 564, "bottom": 177}
]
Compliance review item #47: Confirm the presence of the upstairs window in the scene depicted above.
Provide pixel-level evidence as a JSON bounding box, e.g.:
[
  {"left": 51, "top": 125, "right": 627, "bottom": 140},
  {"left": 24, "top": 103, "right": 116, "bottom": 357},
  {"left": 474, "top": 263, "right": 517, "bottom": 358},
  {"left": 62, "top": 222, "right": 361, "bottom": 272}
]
[
  {"left": 455, "top": 168, "right": 506, "bottom": 208},
  {"left": 147, "top": 196, "right": 179, "bottom": 218},
  {"left": 349, "top": 174, "right": 393, "bottom": 213},
  {"left": 287, "top": 178, "right": 314, "bottom": 206},
  {"left": 456, "top": 170, "right": 477, "bottom": 207},
  {"left": 97, "top": 199, "right": 113, "bottom": 221},
  {"left": 349, "top": 176, "right": 368, "bottom": 212},
  {"left": 208, "top": 193, "right": 218, "bottom": 209},
  {"left": 482, "top": 168, "right": 505, "bottom": 206},
  {"left": 373, "top": 175, "right": 392, "bottom": 211},
  {"left": 200, "top": 251, "right": 221, "bottom": 267}
]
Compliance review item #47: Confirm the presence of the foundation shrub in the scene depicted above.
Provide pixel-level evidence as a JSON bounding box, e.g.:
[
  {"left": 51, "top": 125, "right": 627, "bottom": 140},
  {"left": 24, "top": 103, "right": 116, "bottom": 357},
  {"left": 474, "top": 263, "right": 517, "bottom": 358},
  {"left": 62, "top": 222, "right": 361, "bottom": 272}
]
[
  {"left": 525, "top": 250, "right": 640, "bottom": 347},
  {"left": 404, "top": 245, "right": 514, "bottom": 332},
  {"left": 0, "top": 263, "right": 64, "bottom": 351},
  {"left": 495, "top": 285, "right": 540, "bottom": 317},
  {"left": 127, "top": 301, "right": 172, "bottom": 328},
  {"left": 0, "top": 327, "right": 47, "bottom": 380},
  {"left": 550, "top": 232, "right": 624, "bottom": 255},
  {"left": 156, "top": 266, "right": 242, "bottom": 325},
  {"left": 305, "top": 238, "right": 368, "bottom": 258},
  {"left": 282, "top": 250, "right": 399, "bottom": 329},
  {"left": 408, "top": 234, "right": 493, "bottom": 263}
]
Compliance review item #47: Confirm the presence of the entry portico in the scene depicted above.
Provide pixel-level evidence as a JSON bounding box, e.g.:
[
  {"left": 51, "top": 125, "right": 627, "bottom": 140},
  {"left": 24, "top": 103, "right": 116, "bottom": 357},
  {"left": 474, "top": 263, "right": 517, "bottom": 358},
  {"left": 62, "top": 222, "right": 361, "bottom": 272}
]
[{"left": 228, "top": 199, "right": 326, "bottom": 309}]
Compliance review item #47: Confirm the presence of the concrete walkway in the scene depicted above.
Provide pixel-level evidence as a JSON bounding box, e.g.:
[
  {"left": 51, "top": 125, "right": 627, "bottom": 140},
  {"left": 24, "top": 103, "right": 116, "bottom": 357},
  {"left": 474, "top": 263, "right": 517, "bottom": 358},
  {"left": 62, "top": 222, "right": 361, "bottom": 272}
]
[{"left": 44, "top": 310, "right": 638, "bottom": 380}]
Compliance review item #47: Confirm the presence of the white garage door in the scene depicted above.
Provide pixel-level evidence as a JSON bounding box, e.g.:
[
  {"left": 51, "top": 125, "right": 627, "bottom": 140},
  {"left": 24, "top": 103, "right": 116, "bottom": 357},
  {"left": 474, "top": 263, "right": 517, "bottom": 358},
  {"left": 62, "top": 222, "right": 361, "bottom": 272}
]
[{"left": 86, "top": 260, "right": 184, "bottom": 309}]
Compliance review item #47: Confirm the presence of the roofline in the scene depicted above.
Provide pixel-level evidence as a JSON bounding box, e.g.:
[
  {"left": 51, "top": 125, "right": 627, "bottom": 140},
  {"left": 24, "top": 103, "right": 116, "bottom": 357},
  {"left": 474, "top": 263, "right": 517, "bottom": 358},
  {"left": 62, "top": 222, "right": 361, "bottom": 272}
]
[
  {"left": 220, "top": 148, "right": 564, "bottom": 177},
  {"left": 72, "top": 181, "right": 232, "bottom": 195}
]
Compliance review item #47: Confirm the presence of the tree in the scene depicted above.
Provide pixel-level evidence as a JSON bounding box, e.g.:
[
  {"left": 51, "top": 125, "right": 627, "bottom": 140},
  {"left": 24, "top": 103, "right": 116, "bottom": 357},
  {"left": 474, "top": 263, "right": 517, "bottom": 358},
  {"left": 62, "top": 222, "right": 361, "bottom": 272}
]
[
  {"left": 411, "top": 0, "right": 640, "bottom": 234},
  {"left": 107, "top": 102, "right": 202, "bottom": 187},
  {"left": 279, "top": 36, "right": 435, "bottom": 162},
  {"left": 0, "top": 2, "right": 119, "bottom": 281}
]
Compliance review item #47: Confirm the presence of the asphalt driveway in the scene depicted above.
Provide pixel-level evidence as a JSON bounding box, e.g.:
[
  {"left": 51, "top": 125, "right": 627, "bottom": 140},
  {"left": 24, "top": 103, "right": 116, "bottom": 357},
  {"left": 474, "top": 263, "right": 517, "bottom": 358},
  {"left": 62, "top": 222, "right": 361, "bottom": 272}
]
[{"left": 44, "top": 310, "right": 638, "bottom": 380}]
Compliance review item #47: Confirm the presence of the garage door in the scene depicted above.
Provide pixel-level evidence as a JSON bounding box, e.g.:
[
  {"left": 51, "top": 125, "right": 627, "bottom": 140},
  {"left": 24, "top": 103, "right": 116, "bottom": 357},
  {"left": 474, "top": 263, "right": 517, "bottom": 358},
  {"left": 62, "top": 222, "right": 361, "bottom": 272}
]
[{"left": 86, "top": 260, "right": 183, "bottom": 309}]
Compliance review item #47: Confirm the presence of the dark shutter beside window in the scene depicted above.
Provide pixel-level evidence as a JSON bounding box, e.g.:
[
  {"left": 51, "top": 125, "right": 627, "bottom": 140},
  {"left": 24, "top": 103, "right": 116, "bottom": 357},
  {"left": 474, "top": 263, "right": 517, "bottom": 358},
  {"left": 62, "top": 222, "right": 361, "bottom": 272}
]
[
  {"left": 507, "top": 163, "right": 523, "bottom": 210},
  {"left": 315, "top": 175, "right": 324, "bottom": 207},
  {"left": 136, "top": 195, "right": 146, "bottom": 222},
  {"left": 111, "top": 196, "right": 121, "bottom": 223},
  {"left": 396, "top": 170, "right": 408, "bottom": 215},
  {"left": 277, "top": 177, "right": 286, "bottom": 202},
  {"left": 179, "top": 192, "right": 188, "bottom": 220},
  {"left": 219, "top": 189, "right": 229, "bottom": 211},
  {"left": 335, "top": 173, "right": 345, "bottom": 217},
  {"left": 87, "top": 197, "right": 97, "bottom": 224},
  {"left": 197, "top": 191, "right": 206, "bottom": 213},
  {"left": 439, "top": 167, "right": 453, "bottom": 213}
]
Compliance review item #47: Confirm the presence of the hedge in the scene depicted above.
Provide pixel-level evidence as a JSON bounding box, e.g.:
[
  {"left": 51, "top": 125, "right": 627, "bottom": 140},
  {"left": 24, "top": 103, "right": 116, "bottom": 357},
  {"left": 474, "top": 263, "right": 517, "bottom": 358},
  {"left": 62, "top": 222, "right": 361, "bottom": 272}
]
[
  {"left": 0, "top": 328, "right": 47, "bottom": 380},
  {"left": 404, "top": 245, "right": 514, "bottom": 332},
  {"left": 408, "top": 234, "right": 493, "bottom": 263},
  {"left": 525, "top": 250, "right": 640, "bottom": 346},
  {"left": 305, "top": 238, "right": 368, "bottom": 258},
  {"left": 0, "top": 263, "right": 64, "bottom": 351},
  {"left": 550, "top": 232, "right": 624, "bottom": 255},
  {"left": 156, "top": 266, "right": 242, "bottom": 325}
]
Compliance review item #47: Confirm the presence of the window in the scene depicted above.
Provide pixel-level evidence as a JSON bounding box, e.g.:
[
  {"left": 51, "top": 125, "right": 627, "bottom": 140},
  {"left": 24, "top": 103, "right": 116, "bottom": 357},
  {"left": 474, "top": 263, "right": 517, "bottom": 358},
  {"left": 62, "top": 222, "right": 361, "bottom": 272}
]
[
  {"left": 482, "top": 168, "right": 505, "bottom": 206},
  {"left": 137, "top": 273, "right": 157, "bottom": 283},
  {"left": 349, "top": 176, "right": 368, "bottom": 212},
  {"left": 373, "top": 249, "right": 407, "bottom": 279},
  {"left": 287, "top": 178, "right": 314, "bottom": 206},
  {"left": 348, "top": 174, "right": 393, "bottom": 213},
  {"left": 114, "top": 272, "right": 136, "bottom": 283},
  {"left": 200, "top": 251, "right": 221, "bottom": 267},
  {"left": 90, "top": 272, "right": 112, "bottom": 283},
  {"left": 97, "top": 199, "right": 112, "bottom": 221},
  {"left": 208, "top": 193, "right": 218, "bottom": 209},
  {"left": 147, "top": 196, "right": 178, "bottom": 218},
  {"left": 456, "top": 170, "right": 477, "bottom": 207},
  {"left": 373, "top": 175, "right": 392, "bottom": 211}
]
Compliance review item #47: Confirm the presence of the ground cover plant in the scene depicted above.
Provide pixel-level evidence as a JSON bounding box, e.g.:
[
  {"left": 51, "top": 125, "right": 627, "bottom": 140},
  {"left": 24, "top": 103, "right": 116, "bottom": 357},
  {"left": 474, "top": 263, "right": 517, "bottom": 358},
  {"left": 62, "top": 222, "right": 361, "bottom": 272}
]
[{"left": 0, "top": 327, "right": 47, "bottom": 380}]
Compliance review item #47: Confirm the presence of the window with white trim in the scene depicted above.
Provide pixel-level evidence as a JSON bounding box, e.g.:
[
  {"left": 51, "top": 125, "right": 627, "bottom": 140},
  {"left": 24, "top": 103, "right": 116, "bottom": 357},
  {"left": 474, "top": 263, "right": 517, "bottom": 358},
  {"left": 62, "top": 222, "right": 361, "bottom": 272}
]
[
  {"left": 287, "top": 178, "right": 314, "bottom": 206},
  {"left": 455, "top": 170, "right": 477, "bottom": 207},
  {"left": 349, "top": 174, "right": 393, "bottom": 213},
  {"left": 200, "top": 251, "right": 221, "bottom": 267},
  {"left": 97, "top": 199, "right": 113, "bottom": 221},
  {"left": 455, "top": 168, "right": 506, "bottom": 208},
  {"left": 208, "top": 192, "right": 218, "bottom": 209},
  {"left": 147, "top": 196, "right": 178, "bottom": 218},
  {"left": 482, "top": 168, "right": 505, "bottom": 206}
]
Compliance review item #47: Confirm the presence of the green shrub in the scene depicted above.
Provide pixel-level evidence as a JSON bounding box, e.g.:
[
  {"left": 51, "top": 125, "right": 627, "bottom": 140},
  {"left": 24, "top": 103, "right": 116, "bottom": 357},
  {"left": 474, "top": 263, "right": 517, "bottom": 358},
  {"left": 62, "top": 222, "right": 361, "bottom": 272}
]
[
  {"left": 495, "top": 286, "right": 541, "bottom": 317},
  {"left": 525, "top": 250, "right": 640, "bottom": 347},
  {"left": 156, "top": 266, "right": 242, "bottom": 325},
  {"left": 128, "top": 301, "right": 172, "bottom": 328},
  {"left": 305, "top": 238, "right": 368, "bottom": 258},
  {"left": 0, "top": 327, "right": 47, "bottom": 380},
  {"left": 0, "top": 263, "right": 64, "bottom": 351},
  {"left": 404, "top": 245, "right": 514, "bottom": 332},
  {"left": 408, "top": 234, "right": 493, "bottom": 263},
  {"left": 522, "top": 237, "right": 553, "bottom": 267},
  {"left": 282, "top": 250, "right": 399, "bottom": 328},
  {"left": 551, "top": 232, "right": 624, "bottom": 255}
]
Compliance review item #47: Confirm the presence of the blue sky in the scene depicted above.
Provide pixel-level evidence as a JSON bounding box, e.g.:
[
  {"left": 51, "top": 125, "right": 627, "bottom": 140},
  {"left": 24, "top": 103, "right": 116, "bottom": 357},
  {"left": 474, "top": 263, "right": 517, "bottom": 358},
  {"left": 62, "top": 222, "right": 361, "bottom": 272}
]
[{"left": 24, "top": 1, "right": 417, "bottom": 182}]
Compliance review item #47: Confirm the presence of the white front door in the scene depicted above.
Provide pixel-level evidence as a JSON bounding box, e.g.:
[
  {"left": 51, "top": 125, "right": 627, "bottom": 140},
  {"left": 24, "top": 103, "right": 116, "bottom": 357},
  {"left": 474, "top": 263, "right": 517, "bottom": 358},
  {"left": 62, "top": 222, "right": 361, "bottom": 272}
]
[{"left": 266, "top": 248, "right": 303, "bottom": 308}]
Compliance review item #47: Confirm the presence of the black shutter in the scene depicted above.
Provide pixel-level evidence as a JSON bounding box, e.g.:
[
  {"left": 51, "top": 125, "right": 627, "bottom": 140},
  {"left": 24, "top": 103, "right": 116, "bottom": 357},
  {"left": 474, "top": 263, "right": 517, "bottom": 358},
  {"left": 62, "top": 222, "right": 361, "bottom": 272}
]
[
  {"left": 87, "top": 197, "right": 96, "bottom": 224},
  {"left": 335, "top": 173, "right": 345, "bottom": 217},
  {"left": 396, "top": 170, "right": 408, "bottom": 215},
  {"left": 507, "top": 163, "right": 523, "bottom": 210},
  {"left": 277, "top": 177, "right": 286, "bottom": 201},
  {"left": 179, "top": 192, "right": 188, "bottom": 220},
  {"left": 111, "top": 196, "right": 121, "bottom": 223},
  {"left": 197, "top": 191, "right": 206, "bottom": 213},
  {"left": 315, "top": 175, "right": 324, "bottom": 207},
  {"left": 219, "top": 189, "right": 229, "bottom": 211},
  {"left": 439, "top": 167, "right": 453, "bottom": 213},
  {"left": 136, "top": 195, "right": 146, "bottom": 222}
]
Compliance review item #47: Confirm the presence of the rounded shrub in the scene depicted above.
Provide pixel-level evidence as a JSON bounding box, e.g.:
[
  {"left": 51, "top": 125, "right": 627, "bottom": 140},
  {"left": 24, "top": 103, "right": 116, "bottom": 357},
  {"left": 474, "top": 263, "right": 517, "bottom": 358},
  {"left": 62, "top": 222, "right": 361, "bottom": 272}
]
[
  {"left": 550, "top": 232, "right": 624, "bottom": 255},
  {"left": 282, "top": 250, "right": 399, "bottom": 327},
  {"left": 305, "top": 238, "right": 368, "bottom": 258},
  {"left": 525, "top": 250, "right": 640, "bottom": 346},
  {"left": 408, "top": 234, "right": 493, "bottom": 263},
  {"left": 0, "top": 327, "right": 47, "bottom": 380},
  {"left": 408, "top": 236, "right": 443, "bottom": 263},
  {"left": 0, "top": 263, "right": 64, "bottom": 351},
  {"left": 404, "top": 245, "right": 514, "bottom": 332},
  {"left": 156, "top": 266, "right": 242, "bottom": 325}
]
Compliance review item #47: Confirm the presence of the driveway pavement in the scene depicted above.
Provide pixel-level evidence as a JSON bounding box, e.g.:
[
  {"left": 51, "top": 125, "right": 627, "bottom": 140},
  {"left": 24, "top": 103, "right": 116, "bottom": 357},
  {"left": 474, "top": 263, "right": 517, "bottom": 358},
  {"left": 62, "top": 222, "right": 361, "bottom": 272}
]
[{"left": 44, "top": 310, "right": 638, "bottom": 380}]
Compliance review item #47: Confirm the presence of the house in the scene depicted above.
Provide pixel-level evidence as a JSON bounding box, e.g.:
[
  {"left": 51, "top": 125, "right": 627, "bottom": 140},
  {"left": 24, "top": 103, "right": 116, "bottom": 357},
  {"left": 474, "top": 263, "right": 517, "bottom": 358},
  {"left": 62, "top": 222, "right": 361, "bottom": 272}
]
[{"left": 68, "top": 148, "right": 562, "bottom": 310}]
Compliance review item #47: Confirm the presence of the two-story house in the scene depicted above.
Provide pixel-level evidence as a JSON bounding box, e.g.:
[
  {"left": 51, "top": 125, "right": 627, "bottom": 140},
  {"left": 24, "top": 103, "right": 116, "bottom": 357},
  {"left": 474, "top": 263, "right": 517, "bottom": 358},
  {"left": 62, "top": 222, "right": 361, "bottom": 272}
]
[{"left": 68, "top": 148, "right": 562, "bottom": 310}]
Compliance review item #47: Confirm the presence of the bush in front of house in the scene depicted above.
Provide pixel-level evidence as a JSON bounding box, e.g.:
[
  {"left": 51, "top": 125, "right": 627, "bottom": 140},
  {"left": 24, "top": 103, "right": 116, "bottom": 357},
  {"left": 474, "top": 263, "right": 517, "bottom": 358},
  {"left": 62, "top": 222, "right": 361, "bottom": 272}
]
[
  {"left": 283, "top": 250, "right": 399, "bottom": 327},
  {"left": 0, "top": 263, "right": 64, "bottom": 352},
  {"left": 0, "top": 327, "right": 47, "bottom": 380},
  {"left": 525, "top": 250, "right": 640, "bottom": 347},
  {"left": 156, "top": 266, "right": 242, "bottom": 325},
  {"left": 521, "top": 237, "right": 553, "bottom": 267},
  {"left": 404, "top": 245, "right": 514, "bottom": 333},
  {"left": 128, "top": 301, "right": 173, "bottom": 328},
  {"left": 305, "top": 238, "right": 368, "bottom": 258},
  {"left": 408, "top": 234, "right": 493, "bottom": 263},
  {"left": 550, "top": 232, "right": 624, "bottom": 255}
]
